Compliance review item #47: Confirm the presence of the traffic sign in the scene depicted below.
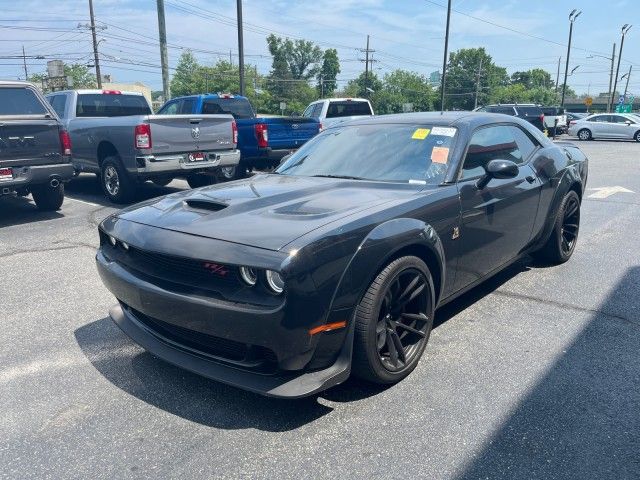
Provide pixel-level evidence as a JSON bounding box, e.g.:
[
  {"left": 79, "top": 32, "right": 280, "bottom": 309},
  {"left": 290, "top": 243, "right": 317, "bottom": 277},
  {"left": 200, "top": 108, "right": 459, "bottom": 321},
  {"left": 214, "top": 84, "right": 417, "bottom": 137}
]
[
  {"left": 619, "top": 95, "right": 625, "bottom": 105},
  {"left": 615, "top": 104, "right": 632, "bottom": 113},
  {"left": 584, "top": 96, "right": 593, "bottom": 106}
]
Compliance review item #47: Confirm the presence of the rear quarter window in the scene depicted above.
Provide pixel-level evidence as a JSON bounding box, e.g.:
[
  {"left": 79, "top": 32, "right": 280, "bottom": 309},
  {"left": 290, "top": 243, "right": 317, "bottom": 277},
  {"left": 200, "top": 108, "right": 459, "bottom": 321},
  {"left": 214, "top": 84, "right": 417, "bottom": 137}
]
[
  {"left": 0, "top": 87, "right": 47, "bottom": 115},
  {"left": 517, "top": 106, "right": 543, "bottom": 117}
]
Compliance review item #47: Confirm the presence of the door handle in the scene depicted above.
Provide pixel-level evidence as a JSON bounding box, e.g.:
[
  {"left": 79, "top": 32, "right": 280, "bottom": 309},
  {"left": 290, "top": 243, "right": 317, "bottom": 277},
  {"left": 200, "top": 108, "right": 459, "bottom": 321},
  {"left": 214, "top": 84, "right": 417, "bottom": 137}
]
[{"left": 525, "top": 175, "right": 536, "bottom": 184}]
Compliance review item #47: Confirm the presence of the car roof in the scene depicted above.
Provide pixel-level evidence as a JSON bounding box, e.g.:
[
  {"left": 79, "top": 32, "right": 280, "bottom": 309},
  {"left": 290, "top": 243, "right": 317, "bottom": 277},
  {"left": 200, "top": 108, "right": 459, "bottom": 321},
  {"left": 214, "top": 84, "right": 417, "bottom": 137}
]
[
  {"left": 339, "top": 111, "right": 527, "bottom": 129},
  {"left": 50, "top": 89, "right": 145, "bottom": 96},
  {"left": 0, "top": 80, "right": 35, "bottom": 86}
]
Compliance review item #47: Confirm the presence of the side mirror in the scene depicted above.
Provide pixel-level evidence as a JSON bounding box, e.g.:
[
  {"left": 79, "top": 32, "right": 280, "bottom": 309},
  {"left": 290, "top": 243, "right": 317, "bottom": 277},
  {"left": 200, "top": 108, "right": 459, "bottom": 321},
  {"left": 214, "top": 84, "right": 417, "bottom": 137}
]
[
  {"left": 625, "top": 120, "right": 632, "bottom": 125},
  {"left": 476, "top": 159, "right": 519, "bottom": 189}
]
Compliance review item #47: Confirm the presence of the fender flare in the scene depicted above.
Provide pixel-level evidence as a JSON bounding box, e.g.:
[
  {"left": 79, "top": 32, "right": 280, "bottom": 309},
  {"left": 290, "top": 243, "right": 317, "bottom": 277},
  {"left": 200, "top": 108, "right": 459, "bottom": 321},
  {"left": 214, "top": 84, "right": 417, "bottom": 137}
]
[{"left": 329, "top": 217, "right": 447, "bottom": 312}]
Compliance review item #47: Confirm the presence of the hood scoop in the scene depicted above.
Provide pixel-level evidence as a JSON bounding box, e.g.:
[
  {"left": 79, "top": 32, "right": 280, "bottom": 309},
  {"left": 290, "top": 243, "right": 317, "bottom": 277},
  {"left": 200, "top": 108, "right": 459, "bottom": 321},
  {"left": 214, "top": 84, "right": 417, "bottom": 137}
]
[{"left": 184, "top": 199, "right": 228, "bottom": 212}]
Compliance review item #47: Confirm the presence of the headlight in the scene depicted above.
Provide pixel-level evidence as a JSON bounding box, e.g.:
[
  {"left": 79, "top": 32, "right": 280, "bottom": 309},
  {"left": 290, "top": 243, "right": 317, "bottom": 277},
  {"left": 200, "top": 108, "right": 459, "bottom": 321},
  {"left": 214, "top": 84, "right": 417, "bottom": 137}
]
[
  {"left": 109, "top": 235, "right": 117, "bottom": 246},
  {"left": 239, "top": 266, "right": 258, "bottom": 286},
  {"left": 265, "top": 270, "right": 285, "bottom": 294}
]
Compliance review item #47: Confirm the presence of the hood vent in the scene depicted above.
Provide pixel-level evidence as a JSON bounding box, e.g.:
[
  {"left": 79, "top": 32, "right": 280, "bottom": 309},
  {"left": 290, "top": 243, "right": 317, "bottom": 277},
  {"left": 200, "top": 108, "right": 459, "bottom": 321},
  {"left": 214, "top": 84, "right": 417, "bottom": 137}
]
[{"left": 184, "top": 199, "right": 228, "bottom": 212}]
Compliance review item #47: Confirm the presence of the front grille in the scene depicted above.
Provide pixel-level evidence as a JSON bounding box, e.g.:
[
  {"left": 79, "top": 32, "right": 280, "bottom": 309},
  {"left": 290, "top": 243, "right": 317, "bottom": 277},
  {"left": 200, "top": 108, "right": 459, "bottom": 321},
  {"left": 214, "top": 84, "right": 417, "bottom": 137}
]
[
  {"left": 101, "top": 235, "right": 242, "bottom": 293},
  {"left": 128, "top": 305, "right": 278, "bottom": 372}
]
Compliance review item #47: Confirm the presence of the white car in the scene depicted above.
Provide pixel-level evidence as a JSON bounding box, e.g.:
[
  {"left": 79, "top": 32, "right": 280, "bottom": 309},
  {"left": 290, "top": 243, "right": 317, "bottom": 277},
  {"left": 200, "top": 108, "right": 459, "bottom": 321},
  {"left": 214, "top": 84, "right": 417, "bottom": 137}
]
[
  {"left": 568, "top": 113, "right": 640, "bottom": 142},
  {"left": 302, "top": 98, "right": 374, "bottom": 128}
]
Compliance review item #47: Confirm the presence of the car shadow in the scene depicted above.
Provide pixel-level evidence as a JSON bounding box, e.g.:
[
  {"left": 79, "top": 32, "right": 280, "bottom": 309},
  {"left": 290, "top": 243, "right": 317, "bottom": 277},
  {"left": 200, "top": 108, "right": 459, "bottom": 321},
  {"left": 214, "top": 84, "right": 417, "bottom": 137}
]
[
  {"left": 0, "top": 194, "right": 64, "bottom": 228},
  {"left": 74, "top": 318, "right": 332, "bottom": 432},
  {"left": 456, "top": 266, "right": 640, "bottom": 479},
  {"left": 64, "top": 173, "right": 186, "bottom": 208}
]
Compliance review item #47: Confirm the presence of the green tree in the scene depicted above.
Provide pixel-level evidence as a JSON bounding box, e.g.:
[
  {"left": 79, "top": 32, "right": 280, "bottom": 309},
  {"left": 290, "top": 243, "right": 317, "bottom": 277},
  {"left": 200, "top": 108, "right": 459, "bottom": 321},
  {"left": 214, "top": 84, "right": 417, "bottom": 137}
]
[
  {"left": 343, "top": 72, "right": 383, "bottom": 99},
  {"left": 445, "top": 47, "right": 509, "bottom": 110},
  {"left": 490, "top": 83, "right": 532, "bottom": 103},
  {"left": 374, "top": 70, "right": 434, "bottom": 114},
  {"left": 170, "top": 50, "right": 201, "bottom": 96},
  {"left": 511, "top": 68, "right": 554, "bottom": 90},
  {"left": 317, "top": 48, "right": 340, "bottom": 96}
]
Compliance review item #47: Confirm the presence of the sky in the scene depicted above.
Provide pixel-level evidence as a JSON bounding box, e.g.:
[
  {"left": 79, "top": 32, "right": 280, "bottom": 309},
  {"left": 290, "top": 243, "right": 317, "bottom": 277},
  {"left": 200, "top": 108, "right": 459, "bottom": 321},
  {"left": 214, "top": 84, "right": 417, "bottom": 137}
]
[{"left": 0, "top": 0, "right": 638, "bottom": 97}]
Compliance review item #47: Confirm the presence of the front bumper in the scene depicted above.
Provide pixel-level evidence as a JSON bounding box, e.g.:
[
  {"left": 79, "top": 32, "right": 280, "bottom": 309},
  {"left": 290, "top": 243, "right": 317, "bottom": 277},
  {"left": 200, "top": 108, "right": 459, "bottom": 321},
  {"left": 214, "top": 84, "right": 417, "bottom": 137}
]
[
  {"left": 136, "top": 149, "right": 240, "bottom": 174},
  {"left": 96, "top": 238, "right": 352, "bottom": 398},
  {"left": 109, "top": 302, "right": 353, "bottom": 398},
  {"left": 0, "top": 163, "right": 74, "bottom": 190}
]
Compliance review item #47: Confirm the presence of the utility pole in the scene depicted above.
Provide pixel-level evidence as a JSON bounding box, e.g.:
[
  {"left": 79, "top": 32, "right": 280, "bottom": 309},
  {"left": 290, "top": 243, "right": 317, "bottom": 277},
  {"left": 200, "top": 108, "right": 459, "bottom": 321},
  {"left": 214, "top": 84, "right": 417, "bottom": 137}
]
[
  {"left": 474, "top": 57, "right": 483, "bottom": 109},
  {"left": 88, "top": 0, "right": 102, "bottom": 88},
  {"left": 555, "top": 57, "right": 561, "bottom": 94},
  {"left": 440, "top": 0, "right": 452, "bottom": 113},
  {"left": 22, "top": 45, "right": 28, "bottom": 80},
  {"left": 358, "top": 35, "right": 375, "bottom": 97},
  {"left": 320, "top": 75, "right": 324, "bottom": 98},
  {"left": 236, "top": 0, "right": 245, "bottom": 96},
  {"left": 156, "top": 0, "right": 170, "bottom": 101},
  {"left": 612, "top": 24, "right": 632, "bottom": 110},
  {"left": 607, "top": 42, "right": 616, "bottom": 112},
  {"left": 229, "top": 49, "right": 233, "bottom": 66},
  {"left": 561, "top": 9, "right": 581, "bottom": 109},
  {"left": 623, "top": 65, "right": 632, "bottom": 99}
]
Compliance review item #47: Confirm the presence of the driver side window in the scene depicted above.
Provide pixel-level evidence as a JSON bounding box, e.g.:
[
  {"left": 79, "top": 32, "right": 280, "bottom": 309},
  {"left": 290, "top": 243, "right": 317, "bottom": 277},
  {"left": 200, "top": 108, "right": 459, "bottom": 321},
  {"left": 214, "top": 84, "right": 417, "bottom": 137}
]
[
  {"left": 461, "top": 125, "right": 522, "bottom": 179},
  {"left": 158, "top": 100, "right": 180, "bottom": 115}
]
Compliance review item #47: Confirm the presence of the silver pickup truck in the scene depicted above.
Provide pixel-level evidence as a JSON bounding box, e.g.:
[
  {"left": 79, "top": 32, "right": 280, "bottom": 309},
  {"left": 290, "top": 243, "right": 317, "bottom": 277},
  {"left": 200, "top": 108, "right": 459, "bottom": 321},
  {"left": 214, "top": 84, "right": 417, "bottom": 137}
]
[{"left": 46, "top": 90, "right": 240, "bottom": 203}]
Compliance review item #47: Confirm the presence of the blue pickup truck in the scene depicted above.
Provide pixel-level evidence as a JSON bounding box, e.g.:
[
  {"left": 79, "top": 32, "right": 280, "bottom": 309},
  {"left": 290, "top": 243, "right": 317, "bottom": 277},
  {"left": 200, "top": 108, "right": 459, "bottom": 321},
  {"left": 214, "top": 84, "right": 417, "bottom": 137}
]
[{"left": 157, "top": 94, "right": 321, "bottom": 179}]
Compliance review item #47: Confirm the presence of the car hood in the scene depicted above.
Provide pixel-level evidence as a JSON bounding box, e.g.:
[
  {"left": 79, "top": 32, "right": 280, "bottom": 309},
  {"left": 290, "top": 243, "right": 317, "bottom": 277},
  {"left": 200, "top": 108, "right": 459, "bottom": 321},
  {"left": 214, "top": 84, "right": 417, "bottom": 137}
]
[{"left": 116, "top": 174, "right": 416, "bottom": 251}]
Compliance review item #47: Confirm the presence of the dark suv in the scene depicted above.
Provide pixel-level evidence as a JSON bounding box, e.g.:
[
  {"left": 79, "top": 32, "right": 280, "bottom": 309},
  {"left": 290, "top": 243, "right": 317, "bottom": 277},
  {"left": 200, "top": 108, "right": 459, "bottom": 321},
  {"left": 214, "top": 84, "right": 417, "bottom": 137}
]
[
  {"left": 0, "top": 81, "right": 73, "bottom": 210},
  {"left": 475, "top": 104, "right": 545, "bottom": 132}
]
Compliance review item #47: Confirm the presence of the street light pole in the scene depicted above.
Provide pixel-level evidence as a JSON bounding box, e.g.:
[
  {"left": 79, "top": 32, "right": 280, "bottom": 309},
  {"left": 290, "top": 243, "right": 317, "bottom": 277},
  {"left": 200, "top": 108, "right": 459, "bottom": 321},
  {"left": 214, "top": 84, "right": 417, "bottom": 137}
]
[
  {"left": 236, "top": 0, "right": 245, "bottom": 96},
  {"left": 561, "top": 9, "right": 581, "bottom": 109},
  {"left": 439, "top": 0, "right": 452, "bottom": 114},
  {"left": 612, "top": 24, "right": 632, "bottom": 110},
  {"left": 88, "top": 0, "right": 102, "bottom": 88},
  {"left": 607, "top": 43, "right": 616, "bottom": 112}
]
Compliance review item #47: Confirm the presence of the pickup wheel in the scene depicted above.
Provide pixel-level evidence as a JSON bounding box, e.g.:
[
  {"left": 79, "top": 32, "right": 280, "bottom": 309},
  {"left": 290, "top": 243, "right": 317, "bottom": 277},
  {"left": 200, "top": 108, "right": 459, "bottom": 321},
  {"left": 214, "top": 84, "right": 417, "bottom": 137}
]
[
  {"left": 187, "top": 173, "right": 216, "bottom": 189},
  {"left": 101, "top": 156, "right": 135, "bottom": 204},
  {"left": 217, "top": 166, "right": 237, "bottom": 182},
  {"left": 31, "top": 183, "right": 64, "bottom": 211}
]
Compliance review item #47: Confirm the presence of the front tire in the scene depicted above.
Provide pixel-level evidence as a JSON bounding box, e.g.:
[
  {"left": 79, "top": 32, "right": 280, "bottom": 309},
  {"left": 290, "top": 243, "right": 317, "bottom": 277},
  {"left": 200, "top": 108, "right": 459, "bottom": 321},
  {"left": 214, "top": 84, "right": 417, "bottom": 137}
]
[
  {"left": 577, "top": 128, "right": 592, "bottom": 141},
  {"left": 31, "top": 183, "right": 64, "bottom": 211},
  {"left": 534, "top": 190, "right": 581, "bottom": 264},
  {"left": 101, "top": 156, "right": 135, "bottom": 203},
  {"left": 634, "top": 130, "right": 640, "bottom": 142},
  {"left": 352, "top": 256, "right": 435, "bottom": 384}
]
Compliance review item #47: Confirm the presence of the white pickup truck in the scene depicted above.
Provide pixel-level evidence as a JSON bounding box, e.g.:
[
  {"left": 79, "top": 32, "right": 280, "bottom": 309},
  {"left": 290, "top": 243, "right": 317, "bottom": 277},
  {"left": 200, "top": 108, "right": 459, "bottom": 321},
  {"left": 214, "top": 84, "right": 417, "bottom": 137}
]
[
  {"left": 46, "top": 90, "right": 240, "bottom": 203},
  {"left": 302, "top": 98, "right": 374, "bottom": 128}
]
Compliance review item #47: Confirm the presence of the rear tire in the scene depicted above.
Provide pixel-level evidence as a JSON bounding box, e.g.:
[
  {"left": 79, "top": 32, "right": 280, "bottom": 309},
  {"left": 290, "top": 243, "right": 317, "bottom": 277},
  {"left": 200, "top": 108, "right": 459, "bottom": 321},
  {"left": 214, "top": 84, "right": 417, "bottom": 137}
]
[
  {"left": 217, "top": 166, "right": 237, "bottom": 182},
  {"left": 534, "top": 190, "right": 580, "bottom": 264},
  {"left": 186, "top": 173, "right": 216, "bottom": 189},
  {"left": 31, "top": 183, "right": 64, "bottom": 211},
  {"left": 577, "top": 128, "right": 592, "bottom": 141},
  {"left": 352, "top": 256, "right": 435, "bottom": 385},
  {"left": 101, "top": 156, "right": 135, "bottom": 204},
  {"left": 634, "top": 130, "right": 640, "bottom": 142}
]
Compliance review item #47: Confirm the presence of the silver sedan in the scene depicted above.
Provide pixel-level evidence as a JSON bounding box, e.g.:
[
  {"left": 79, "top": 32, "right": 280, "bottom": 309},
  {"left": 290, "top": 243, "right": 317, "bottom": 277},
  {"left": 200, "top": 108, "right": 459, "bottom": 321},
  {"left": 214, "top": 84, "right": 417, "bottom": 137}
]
[{"left": 568, "top": 113, "right": 640, "bottom": 142}]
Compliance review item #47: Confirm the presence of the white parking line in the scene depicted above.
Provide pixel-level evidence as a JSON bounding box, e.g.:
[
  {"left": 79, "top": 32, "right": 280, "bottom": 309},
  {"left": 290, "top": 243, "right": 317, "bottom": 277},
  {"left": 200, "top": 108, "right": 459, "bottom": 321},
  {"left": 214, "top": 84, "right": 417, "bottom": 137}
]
[{"left": 65, "top": 197, "right": 102, "bottom": 207}]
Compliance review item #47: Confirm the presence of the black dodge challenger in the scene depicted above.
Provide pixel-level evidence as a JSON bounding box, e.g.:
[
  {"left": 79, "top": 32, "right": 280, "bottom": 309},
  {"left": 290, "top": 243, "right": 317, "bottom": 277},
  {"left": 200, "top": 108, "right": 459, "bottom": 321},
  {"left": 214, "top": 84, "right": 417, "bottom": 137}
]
[{"left": 97, "top": 112, "right": 588, "bottom": 398}]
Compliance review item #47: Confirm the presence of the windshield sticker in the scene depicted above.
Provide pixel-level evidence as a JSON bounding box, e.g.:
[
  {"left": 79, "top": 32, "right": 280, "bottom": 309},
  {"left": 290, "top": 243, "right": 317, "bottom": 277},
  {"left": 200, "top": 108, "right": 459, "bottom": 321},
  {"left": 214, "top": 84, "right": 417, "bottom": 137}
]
[
  {"left": 431, "top": 146, "right": 450, "bottom": 164},
  {"left": 431, "top": 126, "right": 456, "bottom": 137},
  {"left": 409, "top": 179, "right": 427, "bottom": 185},
  {"left": 412, "top": 128, "right": 431, "bottom": 140}
]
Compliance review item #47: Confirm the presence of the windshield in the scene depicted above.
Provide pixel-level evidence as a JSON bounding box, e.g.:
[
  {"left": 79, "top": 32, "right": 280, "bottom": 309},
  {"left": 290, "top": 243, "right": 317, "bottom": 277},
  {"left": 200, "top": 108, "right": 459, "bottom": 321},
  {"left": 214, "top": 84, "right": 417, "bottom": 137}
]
[
  {"left": 276, "top": 123, "right": 457, "bottom": 184},
  {"left": 326, "top": 101, "right": 373, "bottom": 118}
]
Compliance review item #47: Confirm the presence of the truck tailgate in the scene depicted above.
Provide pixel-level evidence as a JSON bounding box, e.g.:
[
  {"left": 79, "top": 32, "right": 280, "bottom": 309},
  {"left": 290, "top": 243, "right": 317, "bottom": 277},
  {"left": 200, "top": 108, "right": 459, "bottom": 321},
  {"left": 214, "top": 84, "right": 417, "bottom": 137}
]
[
  {"left": 264, "top": 117, "right": 319, "bottom": 150},
  {"left": 0, "top": 119, "right": 62, "bottom": 167},
  {"left": 146, "top": 114, "right": 234, "bottom": 155}
]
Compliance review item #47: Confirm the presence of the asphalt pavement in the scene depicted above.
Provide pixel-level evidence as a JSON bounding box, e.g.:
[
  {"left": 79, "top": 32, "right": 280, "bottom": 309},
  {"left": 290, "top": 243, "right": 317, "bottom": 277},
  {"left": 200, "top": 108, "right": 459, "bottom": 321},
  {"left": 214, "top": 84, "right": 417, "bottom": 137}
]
[{"left": 1, "top": 139, "right": 639, "bottom": 479}]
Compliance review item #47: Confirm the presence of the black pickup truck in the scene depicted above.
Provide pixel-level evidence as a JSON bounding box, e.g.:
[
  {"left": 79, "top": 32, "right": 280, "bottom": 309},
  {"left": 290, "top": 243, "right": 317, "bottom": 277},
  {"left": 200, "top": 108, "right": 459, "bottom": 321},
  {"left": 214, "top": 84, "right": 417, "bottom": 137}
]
[{"left": 0, "top": 81, "right": 74, "bottom": 210}]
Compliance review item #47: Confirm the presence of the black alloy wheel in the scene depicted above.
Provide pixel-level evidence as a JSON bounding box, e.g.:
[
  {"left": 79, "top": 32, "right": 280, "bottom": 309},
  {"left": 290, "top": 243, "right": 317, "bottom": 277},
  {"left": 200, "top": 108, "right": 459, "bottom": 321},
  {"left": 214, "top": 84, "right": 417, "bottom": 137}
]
[
  {"left": 353, "top": 256, "right": 435, "bottom": 384},
  {"left": 534, "top": 190, "right": 581, "bottom": 264},
  {"left": 560, "top": 194, "right": 580, "bottom": 257}
]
